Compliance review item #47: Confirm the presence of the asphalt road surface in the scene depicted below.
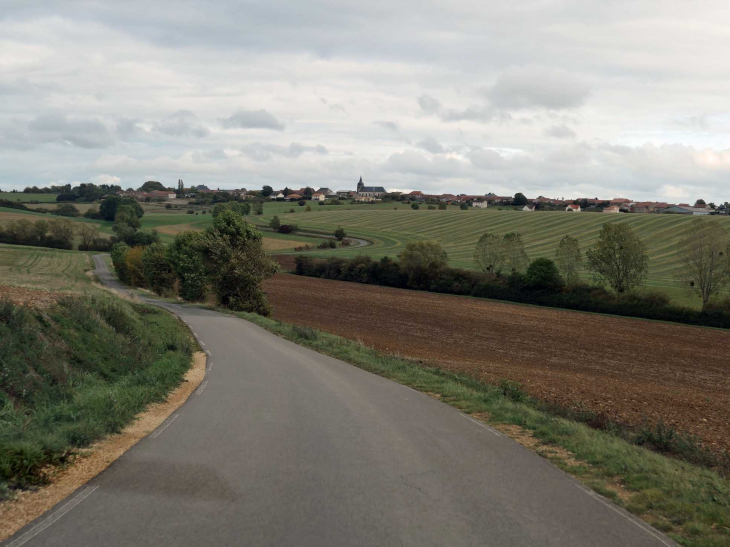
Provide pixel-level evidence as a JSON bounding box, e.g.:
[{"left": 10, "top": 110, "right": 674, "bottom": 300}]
[{"left": 3, "top": 256, "right": 675, "bottom": 546}]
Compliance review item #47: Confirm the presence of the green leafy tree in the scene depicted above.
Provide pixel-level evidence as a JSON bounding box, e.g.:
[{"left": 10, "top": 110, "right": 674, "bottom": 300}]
[
  {"left": 438, "top": 202, "right": 447, "bottom": 210},
  {"left": 303, "top": 187, "right": 314, "bottom": 198},
  {"left": 168, "top": 232, "right": 207, "bottom": 301},
  {"left": 555, "top": 234, "right": 582, "bottom": 286},
  {"left": 675, "top": 218, "right": 730, "bottom": 309},
  {"left": 213, "top": 201, "right": 250, "bottom": 218},
  {"left": 202, "top": 210, "right": 278, "bottom": 314},
  {"left": 261, "top": 185, "right": 273, "bottom": 197},
  {"left": 502, "top": 232, "right": 530, "bottom": 273},
  {"left": 253, "top": 202, "right": 264, "bottom": 215},
  {"left": 399, "top": 240, "right": 448, "bottom": 290},
  {"left": 47, "top": 219, "right": 75, "bottom": 247},
  {"left": 411, "top": 203, "right": 420, "bottom": 210},
  {"left": 99, "top": 195, "right": 121, "bottom": 221},
  {"left": 269, "top": 215, "right": 281, "bottom": 231},
  {"left": 334, "top": 226, "right": 346, "bottom": 241},
  {"left": 54, "top": 203, "right": 80, "bottom": 217},
  {"left": 524, "top": 258, "right": 564, "bottom": 291},
  {"left": 474, "top": 233, "right": 504, "bottom": 278},
  {"left": 142, "top": 243, "right": 176, "bottom": 295},
  {"left": 586, "top": 223, "right": 649, "bottom": 293},
  {"left": 138, "top": 180, "right": 166, "bottom": 192},
  {"left": 513, "top": 193, "right": 528, "bottom": 206},
  {"left": 459, "top": 203, "right": 468, "bottom": 210}
]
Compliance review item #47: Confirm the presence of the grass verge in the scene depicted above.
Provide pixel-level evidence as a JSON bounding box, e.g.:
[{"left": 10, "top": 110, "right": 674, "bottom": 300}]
[
  {"left": 0, "top": 293, "right": 193, "bottom": 497},
  {"left": 232, "top": 310, "right": 730, "bottom": 547}
]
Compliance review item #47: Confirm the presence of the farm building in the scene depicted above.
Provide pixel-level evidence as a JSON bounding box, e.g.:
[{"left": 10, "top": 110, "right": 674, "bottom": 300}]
[
  {"left": 603, "top": 205, "right": 621, "bottom": 213},
  {"left": 312, "top": 192, "right": 326, "bottom": 201},
  {"left": 565, "top": 204, "right": 581, "bottom": 212},
  {"left": 473, "top": 200, "right": 488, "bottom": 208},
  {"left": 522, "top": 204, "right": 535, "bottom": 211}
]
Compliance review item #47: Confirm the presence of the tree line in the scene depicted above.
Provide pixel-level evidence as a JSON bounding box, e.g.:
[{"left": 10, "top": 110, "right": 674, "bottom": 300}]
[
  {"left": 294, "top": 218, "right": 730, "bottom": 327},
  {"left": 111, "top": 210, "right": 278, "bottom": 315}
]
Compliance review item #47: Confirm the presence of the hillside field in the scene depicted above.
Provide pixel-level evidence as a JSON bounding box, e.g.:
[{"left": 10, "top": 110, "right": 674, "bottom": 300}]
[
  {"left": 253, "top": 205, "right": 730, "bottom": 307},
  {"left": 0, "top": 244, "right": 93, "bottom": 291}
]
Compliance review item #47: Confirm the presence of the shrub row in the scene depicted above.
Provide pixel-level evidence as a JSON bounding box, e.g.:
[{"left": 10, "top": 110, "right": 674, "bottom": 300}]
[{"left": 294, "top": 255, "right": 730, "bottom": 329}]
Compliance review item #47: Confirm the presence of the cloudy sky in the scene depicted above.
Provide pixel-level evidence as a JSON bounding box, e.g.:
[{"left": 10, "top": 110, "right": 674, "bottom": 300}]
[{"left": 2, "top": 1, "right": 730, "bottom": 202}]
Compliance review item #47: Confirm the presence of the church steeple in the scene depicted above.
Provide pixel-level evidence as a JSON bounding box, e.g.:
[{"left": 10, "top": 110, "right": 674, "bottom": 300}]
[{"left": 357, "top": 176, "right": 364, "bottom": 192}]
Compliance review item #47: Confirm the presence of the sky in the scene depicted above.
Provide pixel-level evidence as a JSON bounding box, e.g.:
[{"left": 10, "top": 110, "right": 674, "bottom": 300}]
[{"left": 2, "top": 1, "right": 730, "bottom": 203}]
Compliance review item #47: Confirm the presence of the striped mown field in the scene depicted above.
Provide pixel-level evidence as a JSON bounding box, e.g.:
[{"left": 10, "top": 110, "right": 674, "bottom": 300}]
[
  {"left": 0, "top": 244, "right": 93, "bottom": 291},
  {"left": 253, "top": 206, "right": 730, "bottom": 307}
]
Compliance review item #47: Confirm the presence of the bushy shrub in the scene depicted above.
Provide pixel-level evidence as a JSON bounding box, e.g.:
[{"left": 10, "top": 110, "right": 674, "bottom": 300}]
[
  {"left": 142, "top": 243, "right": 175, "bottom": 295},
  {"left": 524, "top": 258, "right": 564, "bottom": 292},
  {"left": 427, "top": 205, "right": 436, "bottom": 210},
  {"left": 278, "top": 224, "right": 299, "bottom": 234},
  {"left": 411, "top": 203, "right": 420, "bottom": 210},
  {"left": 438, "top": 202, "right": 447, "bottom": 210}
]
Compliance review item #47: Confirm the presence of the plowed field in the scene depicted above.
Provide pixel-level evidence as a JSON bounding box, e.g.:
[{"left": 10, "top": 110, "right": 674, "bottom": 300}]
[{"left": 264, "top": 273, "right": 730, "bottom": 452}]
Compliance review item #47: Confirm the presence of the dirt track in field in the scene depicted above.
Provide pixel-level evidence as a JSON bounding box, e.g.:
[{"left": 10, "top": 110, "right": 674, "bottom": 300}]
[{"left": 264, "top": 273, "right": 730, "bottom": 452}]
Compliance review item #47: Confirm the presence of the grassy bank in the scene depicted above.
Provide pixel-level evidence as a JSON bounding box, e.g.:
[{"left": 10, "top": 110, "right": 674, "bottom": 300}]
[
  {"left": 0, "top": 293, "right": 193, "bottom": 497},
  {"left": 232, "top": 310, "right": 729, "bottom": 546}
]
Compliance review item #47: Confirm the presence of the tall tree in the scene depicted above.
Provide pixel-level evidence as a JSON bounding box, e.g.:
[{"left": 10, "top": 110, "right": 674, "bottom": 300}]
[
  {"left": 474, "top": 233, "right": 503, "bottom": 278},
  {"left": 261, "top": 185, "right": 273, "bottom": 197},
  {"left": 555, "top": 234, "right": 582, "bottom": 286},
  {"left": 675, "top": 218, "right": 730, "bottom": 309},
  {"left": 502, "top": 232, "right": 530, "bottom": 273},
  {"left": 586, "top": 223, "right": 648, "bottom": 293},
  {"left": 512, "top": 193, "right": 528, "bottom": 206}
]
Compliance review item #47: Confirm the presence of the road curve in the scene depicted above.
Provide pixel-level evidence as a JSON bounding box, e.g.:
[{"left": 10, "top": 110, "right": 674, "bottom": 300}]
[{"left": 3, "top": 256, "right": 675, "bottom": 547}]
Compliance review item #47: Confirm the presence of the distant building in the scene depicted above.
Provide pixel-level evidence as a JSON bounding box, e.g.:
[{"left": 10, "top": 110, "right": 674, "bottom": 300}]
[
  {"left": 356, "top": 177, "right": 386, "bottom": 198},
  {"left": 603, "top": 205, "right": 621, "bottom": 213},
  {"left": 317, "top": 188, "right": 336, "bottom": 197},
  {"left": 522, "top": 204, "right": 535, "bottom": 212},
  {"left": 660, "top": 206, "right": 710, "bottom": 215},
  {"left": 473, "top": 200, "right": 489, "bottom": 208},
  {"left": 311, "top": 192, "right": 326, "bottom": 201},
  {"left": 408, "top": 191, "right": 426, "bottom": 201},
  {"left": 566, "top": 204, "right": 581, "bottom": 212}
]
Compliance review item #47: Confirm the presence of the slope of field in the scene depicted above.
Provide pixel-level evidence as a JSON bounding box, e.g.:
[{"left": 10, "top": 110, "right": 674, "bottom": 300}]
[
  {"left": 255, "top": 206, "right": 730, "bottom": 306},
  {"left": 0, "top": 244, "right": 93, "bottom": 291},
  {"left": 264, "top": 273, "right": 730, "bottom": 453}
]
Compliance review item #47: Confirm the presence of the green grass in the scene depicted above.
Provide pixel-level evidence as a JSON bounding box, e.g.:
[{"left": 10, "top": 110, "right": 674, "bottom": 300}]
[
  {"left": 251, "top": 205, "right": 730, "bottom": 309},
  {"left": 0, "top": 192, "right": 61, "bottom": 203},
  {"left": 233, "top": 310, "right": 730, "bottom": 547},
  {"left": 0, "top": 293, "right": 193, "bottom": 497},
  {"left": 0, "top": 244, "right": 94, "bottom": 291}
]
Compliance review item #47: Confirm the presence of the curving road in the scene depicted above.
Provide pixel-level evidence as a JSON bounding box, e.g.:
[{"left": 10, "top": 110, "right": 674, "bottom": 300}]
[{"left": 3, "top": 256, "right": 675, "bottom": 546}]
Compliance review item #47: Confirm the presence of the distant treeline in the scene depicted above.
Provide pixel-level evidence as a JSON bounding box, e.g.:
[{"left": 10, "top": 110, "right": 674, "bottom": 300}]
[{"left": 294, "top": 255, "right": 730, "bottom": 329}]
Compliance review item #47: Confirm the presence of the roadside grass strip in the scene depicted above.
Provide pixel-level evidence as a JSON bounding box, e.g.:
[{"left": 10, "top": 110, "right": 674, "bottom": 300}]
[{"left": 233, "top": 310, "right": 730, "bottom": 547}]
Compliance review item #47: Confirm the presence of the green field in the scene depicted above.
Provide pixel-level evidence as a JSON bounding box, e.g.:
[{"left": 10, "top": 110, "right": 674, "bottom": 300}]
[
  {"left": 0, "top": 192, "right": 60, "bottom": 203},
  {"left": 0, "top": 244, "right": 93, "bottom": 291},
  {"left": 252, "top": 205, "right": 730, "bottom": 308}
]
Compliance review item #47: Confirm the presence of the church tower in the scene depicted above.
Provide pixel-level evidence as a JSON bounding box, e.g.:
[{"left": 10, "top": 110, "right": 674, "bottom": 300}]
[{"left": 357, "top": 176, "right": 364, "bottom": 193}]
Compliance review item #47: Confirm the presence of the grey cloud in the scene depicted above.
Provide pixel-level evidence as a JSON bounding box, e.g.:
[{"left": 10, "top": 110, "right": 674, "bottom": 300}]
[
  {"left": 487, "top": 66, "right": 590, "bottom": 110},
  {"left": 240, "top": 142, "right": 328, "bottom": 161},
  {"left": 466, "top": 148, "right": 505, "bottom": 169},
  {"left": 374, "top": 121, "right": 399, "bottom": 132},
  {"left": 220, "top": 110, "right": 285, "bottom": 131},
  {"left": 155, "top": 110, "right": 209, "bottom": 138},
  {"left": 418, "top": 95, "right": 441, "bottom": 114},
  {"left": 544, "top": 124, "right": 577, "bottom": 139},
  {"left": 27, "top": 114, "right": 115, "bottom": 148},
  {"left": 416, "top": 136, "right": 445, "bottom": 154}
]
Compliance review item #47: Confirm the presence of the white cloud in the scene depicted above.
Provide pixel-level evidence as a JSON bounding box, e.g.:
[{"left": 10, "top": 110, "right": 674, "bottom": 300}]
[{"left": 544, "top": 124, "right": 577, "bottom": 139}]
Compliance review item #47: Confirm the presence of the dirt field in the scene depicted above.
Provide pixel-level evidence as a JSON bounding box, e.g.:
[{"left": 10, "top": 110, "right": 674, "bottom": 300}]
[{"left": 264, "top": 273, "right": 730, "bottom": 452}]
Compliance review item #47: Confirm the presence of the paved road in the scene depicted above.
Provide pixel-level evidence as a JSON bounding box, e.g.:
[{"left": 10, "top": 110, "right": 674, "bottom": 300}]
[{"left": 4, "top": 257, "right": 674, "bottom": 546}]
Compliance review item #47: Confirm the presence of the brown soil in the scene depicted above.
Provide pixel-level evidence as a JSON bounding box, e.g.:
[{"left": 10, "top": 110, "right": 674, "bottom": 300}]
[
  {"left": 264, "top": 273, "right": 730, "bottom": 452},
  {"left": 0, "top": 352, "right": 207, "bottom": 542},
  {"left": 0, "top": 285, "right": 62, "bottom": 307}
]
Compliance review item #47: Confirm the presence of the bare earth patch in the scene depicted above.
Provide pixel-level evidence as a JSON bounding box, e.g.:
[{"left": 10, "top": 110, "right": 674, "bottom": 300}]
[
  {"left": 264, "top": 273, "right": 730, "bottom": 453},
  {"left": 0, "top": 351, "right": 206, "bottom": 542},
  {"left": 0, "top": 285, "right": 62, "bottom": 307}
]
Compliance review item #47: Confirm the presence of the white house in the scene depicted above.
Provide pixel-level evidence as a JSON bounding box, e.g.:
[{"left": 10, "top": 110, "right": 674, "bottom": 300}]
[
  {"left": 473, "top": 200, "right": 488, "bottom": 208},
  {"left": 603, "top": 205, "right": 621, "bottom": 213},
  {"left": 522, "top": 204, "right": 535, "bottom": 212},
  {"left": 274, "top": 192, "right": 285, "bottom": 200},
  {"left": 566, "top": 204, "right": 581, "bottom": 212}
]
